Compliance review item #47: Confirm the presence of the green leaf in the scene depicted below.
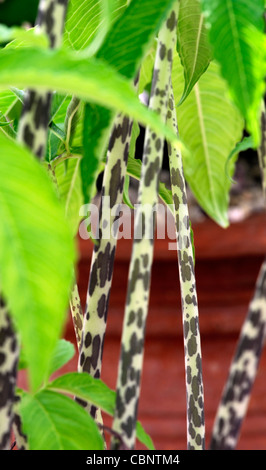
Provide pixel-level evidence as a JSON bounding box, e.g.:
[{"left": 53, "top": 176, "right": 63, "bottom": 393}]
[
  {"left": 19, "top": 390, "right": 104, "bottom": 450},
  {"left": 172, "top": 54, "right": 244, "bottom": 227},
  {"left": 97, "top": 0, "right": 176, "bottom": 78},
  {"left": 48, "top": 339, "right": 76, "bottom": 377},
  {"left": 48, "top": 372, "right": 155, "bottom": 450},
  {"left": 138, "top": 41, "right": 157, "bottom": 94},
  {"left": 123, "top": 120, "right": 140, "bottom": 209},
  {"left": 81, "top": 103, "right": 113, "bottom": 203},
  {"left": 0, "top": 133, "right": 75, "bottom": 391},
  {"left": 0, "top": 111, "right": 16, "bottom": 138},
  {"left": 176, "top": 0, "right": 212, "bottom": 104},
  {"left": 0, "top": 117, "right": 12, "bottom": 127},
  {"left": 64, "top": 0, "right": 127, "bottom": 54},
  {"left": 128, "top": 120, "right": 140, "bottom": 160},
  {"left": 200, "top": 0, "right": 265, "bottom": 145},
  {"left": 50, "top": 93, "right": 68, "bottom": 124},
  {"left": 225, "top": 135, "right": 254, "bottom": 182},
  {"left": 0, "top": 88, "right": 18, "bottom": 115},
  {"left": 77, "top": 0, "right": 178, "bottom": 204},
  {"left": 53, "top": 156, "right": 83, "bottom": 236},
  {"left": 18, "top": 338, "right": 75, "bottom": 375},
  {"left": 0, "top": 47, "right": 178, "bottom": 146},
  {"left": 3, "top": 26, "right": 49, "bottom": 49},
  {"left": 123, "top": 174, "right": 134, "bottom": 209},
  {"left": 75, "top": 0, "right": 178, "bottom": 204},
  {"left": 136, "top": 422, "right": 155, "bottom": 451}
]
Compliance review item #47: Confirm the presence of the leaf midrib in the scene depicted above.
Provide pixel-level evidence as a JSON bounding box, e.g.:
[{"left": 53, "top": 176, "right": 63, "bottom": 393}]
[
  {"left": 184, "top": 13, "right": 204, "bottom": 95},
  {"left": 193, "top": 82, "right": 219, "bottom": 216}
]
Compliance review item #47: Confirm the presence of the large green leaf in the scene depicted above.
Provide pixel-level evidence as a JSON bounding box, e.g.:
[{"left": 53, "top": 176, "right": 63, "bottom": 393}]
[
  {"left": 0, "top": 133, "right": 75, "bottom": 391},
  {"left": 97, "top": 0, "right": 176, "bottom": 78},
  {"left": 172, "top": 54, "right": 244, "bottom": 227},
  {"left": 0, "top": 46, "right": 178, "bottom": 146},
  {"left": 64, "top": 0, "right": 127, "bottom": 52},
  {"left": 200, "top": 0, "right": 265, "bottom": 145},
  {"left": 48, "top": 339, "right": 75, "bottom": 377},
  {"left": 81, "top": 103, "right": 113, "bottom": 203},
  {"left": 18, "top": 338, "right": 75, "bottom": 376},
  {"left": 176, "top": 0, "right": 212, "bottom": 104},
  {"left": 48, "top": 372, "right": 155, "bottom": 450},
  {"left": 78, "top": 0, "right": 177, "bottom": 204},
  {"left": 19, "top": 389, "right": 104, "bottom": 450},
  {"left": 0, "top": 89, "right": 19, "bottom": 117},
  {"left": 53, "top": 156, "right": 83, "bottom": 236}
]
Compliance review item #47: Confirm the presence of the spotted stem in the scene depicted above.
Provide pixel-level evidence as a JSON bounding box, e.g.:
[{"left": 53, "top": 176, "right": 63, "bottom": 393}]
[
  {"left": 209, "top": 258, "right": 266, "bottom": 449},
  {"left": 77, "top": 109, "right": 136, "bottom": 424},
  {"left": 17, "top": 0, "right": 69, "bottom": 158},
  {"left": 209, "top": 102, "right": 266, "bottom": 449},
  {"left": 167, "top": 83, "right": 205, "bottom": 450},
  {"left": 0, "top": 300, "right": 19, "bottom": 450},
  {"left": 13, "top": 0, "right": 70, "bottom": 449},
  {"left": 110, "top": 4, "right": 178, "bottom": 450}
]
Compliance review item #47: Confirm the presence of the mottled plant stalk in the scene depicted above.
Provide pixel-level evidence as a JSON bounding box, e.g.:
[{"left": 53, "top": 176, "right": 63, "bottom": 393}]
[
  {"left": 208, "top": 100, "right": 266, "bottom": 450},
  {"left": 167, "top": 84, "right": 205, "bottom": 449},
  {"left": 258, "top": 101, "right": 266, "bottom": 198},
  {"left": 77, "top": 109, "right": 135, "bottom": 423},
  {"left": 0, "top": 299, "right": 19, "bottom": 450},
  {"left": 69, "top": 280, "right": 84, "bottom": 349},
  {"left": 12, "top": 396, "right": 28, "bottom": 450},
  {"left": 110, "top": 5, "right": 178, "bottom": 450},
  {"left": 17, "top": 0, "right": 69, "bottom": 158},
  {"left": 12, "top": 0, "right": 69, "bottom": 450},
  {"left": 209, "top": 258, "right": 266, "bottom": 450}
]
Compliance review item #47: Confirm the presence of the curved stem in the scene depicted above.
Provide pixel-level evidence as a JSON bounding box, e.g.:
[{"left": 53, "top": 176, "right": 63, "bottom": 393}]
[
  {"left": 69, "top": 280, "right": 84, "bottom": 349},
  {"left": 77, "top": 108, "right": 136, "bottom": 424},
  {"left": 17, "top": 0, "right": 69, "bottom": 158},
  {"left": 210, "top": 258, "right": 266, "bottom": 449},
  {"left": 110, "top": 4, "right": 178, "bottom": 450},
  {"left": 0, "top": 301, "right": 19, "bottom": 450},
  {"left": 167, "top": 83, "right": 205, "bottom": 450}
]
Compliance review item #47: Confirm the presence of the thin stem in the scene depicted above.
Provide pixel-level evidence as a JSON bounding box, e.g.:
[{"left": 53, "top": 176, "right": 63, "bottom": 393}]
[
  {"left": 12, "top": 396, "right": 28, "bottom": 450},
  {"left": 0, "top": 300, "right": 19, "bottom": 450},
  {"left": 17, "top": 0, "right": 69, "bottom": 158},
  {"left": 167, "top": 83, "right": 205, "bottom": 450},
  {"left": 110, "top": 4, "right": 178, "bottom": 450},
  {"left": 77, "top": 108, "right": 136, "bottom": 422},
  {"left": 69, "top": 280, "right": 84, "bottom": 349},
  {"left": 209, "top": 257, "right": 266, "bottom": 450}
]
